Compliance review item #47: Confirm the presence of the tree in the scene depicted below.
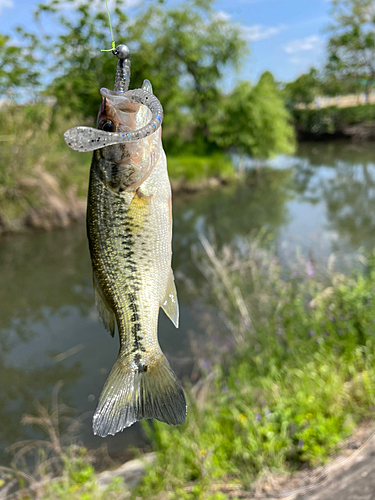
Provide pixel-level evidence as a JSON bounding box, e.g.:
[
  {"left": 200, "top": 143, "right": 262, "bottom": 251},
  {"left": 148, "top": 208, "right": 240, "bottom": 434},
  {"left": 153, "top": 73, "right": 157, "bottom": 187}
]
[
  {"left": 327, "top": 0, "right": 375, "bottom": 98},
  {"left": 210, "top": 72, "right": 296, "bottom": 159},
  {"left": 283, "top": 68, "right": 322, "bottom": 107},
  {"left": 0, "top": 33, "right": 39, "bottom": 97}
]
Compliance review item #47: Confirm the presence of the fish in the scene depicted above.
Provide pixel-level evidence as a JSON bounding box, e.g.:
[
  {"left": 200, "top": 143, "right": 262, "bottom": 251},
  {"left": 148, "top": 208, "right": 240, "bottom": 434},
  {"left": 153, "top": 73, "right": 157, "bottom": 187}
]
[{"left": 64, "top": 45, "right": 186, "bottom": 437}]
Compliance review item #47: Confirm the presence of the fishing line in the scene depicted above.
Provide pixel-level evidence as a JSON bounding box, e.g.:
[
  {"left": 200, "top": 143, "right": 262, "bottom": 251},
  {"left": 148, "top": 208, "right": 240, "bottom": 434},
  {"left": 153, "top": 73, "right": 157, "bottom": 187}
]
[{"left": 101, "top": 0, "right": 116, "bottom": 52}]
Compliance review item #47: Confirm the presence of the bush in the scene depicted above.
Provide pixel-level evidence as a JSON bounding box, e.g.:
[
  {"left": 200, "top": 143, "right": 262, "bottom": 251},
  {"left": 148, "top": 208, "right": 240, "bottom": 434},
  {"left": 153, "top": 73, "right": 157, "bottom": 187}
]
[
  {"left": 167, "top": 153, "right": 235, "bottom": 181},
  {"left": 293, "top": 103, "right": 375, "bottom": 136}
]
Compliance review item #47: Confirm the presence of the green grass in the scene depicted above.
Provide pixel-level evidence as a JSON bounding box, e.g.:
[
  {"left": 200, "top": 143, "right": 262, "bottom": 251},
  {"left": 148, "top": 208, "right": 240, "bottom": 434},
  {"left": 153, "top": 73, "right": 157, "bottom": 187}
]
[
  {"left": 167, "top": 153, "right": 236, "bottom": 182},
  {"left": 134, "top": 241, "right": 375, "bottom": 499}
]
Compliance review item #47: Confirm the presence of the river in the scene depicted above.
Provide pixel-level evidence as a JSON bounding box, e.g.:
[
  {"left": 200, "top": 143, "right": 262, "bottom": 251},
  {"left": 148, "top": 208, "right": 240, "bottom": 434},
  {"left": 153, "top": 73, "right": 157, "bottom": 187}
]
[{"left": 1, "top": 140, "right": 375, "bottom": 465}]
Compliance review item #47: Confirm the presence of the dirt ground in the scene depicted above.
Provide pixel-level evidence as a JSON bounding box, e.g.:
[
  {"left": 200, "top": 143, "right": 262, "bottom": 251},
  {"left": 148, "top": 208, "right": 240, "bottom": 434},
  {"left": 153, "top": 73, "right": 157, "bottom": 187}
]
[{"left": 248, "top": 423, "right": 375, "bottom": 500}]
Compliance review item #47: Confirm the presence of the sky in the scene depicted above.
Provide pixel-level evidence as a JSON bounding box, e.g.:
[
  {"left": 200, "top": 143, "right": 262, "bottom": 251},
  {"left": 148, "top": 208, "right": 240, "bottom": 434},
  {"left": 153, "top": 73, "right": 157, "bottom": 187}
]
[{"left": 0, "top": 0, "right": 332, "bottom": 83}]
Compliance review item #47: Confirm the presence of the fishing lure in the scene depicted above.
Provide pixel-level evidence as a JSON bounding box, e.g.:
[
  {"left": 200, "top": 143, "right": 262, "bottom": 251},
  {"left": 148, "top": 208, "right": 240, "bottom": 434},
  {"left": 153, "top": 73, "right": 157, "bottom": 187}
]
[{"left": 64, "top": 45, "right": 163, "bottom": 151}]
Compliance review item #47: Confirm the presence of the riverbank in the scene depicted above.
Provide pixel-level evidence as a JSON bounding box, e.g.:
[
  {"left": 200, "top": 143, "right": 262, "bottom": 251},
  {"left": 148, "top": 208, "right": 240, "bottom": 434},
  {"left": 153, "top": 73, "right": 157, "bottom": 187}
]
[
  {"left": 0, "top": 102, "right": 236, "bottom": 234},
  {"left": 5, "top": 422, "right": 375, "bottom": 500},
  {"left": 293, "top": 103, "right": 375, "bottom": 140},
  {"left": 3, "top": 235, "right": 375, "bottom": 499},
  {"left": 3, "top": 99, "right": 375, "bottom": 234},
  {"left": 0, "top": 172, "right": 233, "bottom": 234}
]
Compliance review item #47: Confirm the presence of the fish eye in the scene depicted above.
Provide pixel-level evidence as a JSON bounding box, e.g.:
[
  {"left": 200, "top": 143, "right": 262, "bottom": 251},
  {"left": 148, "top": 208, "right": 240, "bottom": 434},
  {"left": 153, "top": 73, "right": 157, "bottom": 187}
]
[{"left": 98, "top": 119, "right": 115, "bottom": 132}]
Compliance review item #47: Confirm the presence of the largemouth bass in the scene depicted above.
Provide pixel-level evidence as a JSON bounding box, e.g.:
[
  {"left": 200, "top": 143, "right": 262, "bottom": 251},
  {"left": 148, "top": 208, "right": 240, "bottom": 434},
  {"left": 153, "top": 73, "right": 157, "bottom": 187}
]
[{"left": 64, "top": 45, "right": 186, "bottom": 437}]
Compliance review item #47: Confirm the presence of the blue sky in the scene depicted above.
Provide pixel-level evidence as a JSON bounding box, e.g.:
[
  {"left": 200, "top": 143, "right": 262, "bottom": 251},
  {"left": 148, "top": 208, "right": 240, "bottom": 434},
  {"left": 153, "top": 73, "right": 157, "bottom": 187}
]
[{"left": 0, "top": 0, "right": 331, "bottom": 83}]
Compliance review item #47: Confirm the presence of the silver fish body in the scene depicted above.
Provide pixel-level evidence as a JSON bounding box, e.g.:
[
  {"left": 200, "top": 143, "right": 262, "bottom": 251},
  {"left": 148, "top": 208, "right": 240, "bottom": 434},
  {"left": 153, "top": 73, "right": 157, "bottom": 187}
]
[{"left": 65, "top": 80, "right": 186, "bottom": 437}]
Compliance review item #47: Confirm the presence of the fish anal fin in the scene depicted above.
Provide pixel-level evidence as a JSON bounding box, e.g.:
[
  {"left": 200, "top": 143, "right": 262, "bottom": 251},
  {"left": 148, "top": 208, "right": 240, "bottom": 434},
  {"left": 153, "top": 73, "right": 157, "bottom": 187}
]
[
  {"left": 93, "top": 274, "right": 116, "bottom": 337},
  {"left": 92, "top": 352, "right": 186, "bottom": 437},
  {"left": 161, "top": 270, "right": 179, "bottom": 328}
]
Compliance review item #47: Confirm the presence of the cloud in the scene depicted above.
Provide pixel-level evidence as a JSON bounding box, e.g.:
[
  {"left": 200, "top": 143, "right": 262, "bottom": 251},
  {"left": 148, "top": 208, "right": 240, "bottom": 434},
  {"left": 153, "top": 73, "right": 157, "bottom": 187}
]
[
  {"left": 213, "top": 10, "right": 231, "bottom": 22},
  {"left": 283, "top": 35, "right": 322, "bottom": 54},
  {"left": 241, "top": 24, "right": 286, "bottom": 42},
  {"left": 57, "top": 0, "right": 141, "bottom": 11},
  {"left": 0, "top": 0, "right": 14, "bottom": 13}
]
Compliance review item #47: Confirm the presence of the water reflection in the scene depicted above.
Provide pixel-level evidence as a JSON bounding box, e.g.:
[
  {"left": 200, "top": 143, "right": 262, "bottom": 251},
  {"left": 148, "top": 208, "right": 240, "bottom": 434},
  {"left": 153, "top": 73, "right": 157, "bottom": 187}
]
[
  {"left": 1, "top": 140, "right": 375, "bottom": 465},
  {"left": 173, "top": 167, "right": 293, "bottom": 271},
  {"left": 291, "top": 141, "right": 375, "bottom": 251}
]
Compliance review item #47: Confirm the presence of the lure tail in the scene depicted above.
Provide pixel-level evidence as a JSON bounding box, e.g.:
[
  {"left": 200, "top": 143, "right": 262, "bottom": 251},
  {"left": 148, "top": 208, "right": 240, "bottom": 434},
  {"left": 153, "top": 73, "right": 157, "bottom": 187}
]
[{"left": 93, "top": 352, "right": 186, "bottom": 437}]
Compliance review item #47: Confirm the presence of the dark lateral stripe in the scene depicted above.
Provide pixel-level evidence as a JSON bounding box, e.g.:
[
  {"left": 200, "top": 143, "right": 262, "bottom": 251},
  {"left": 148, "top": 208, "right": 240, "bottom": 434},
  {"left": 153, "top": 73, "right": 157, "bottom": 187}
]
[{"left": 127, "top": 292, "right": 145, "bottom": 354}]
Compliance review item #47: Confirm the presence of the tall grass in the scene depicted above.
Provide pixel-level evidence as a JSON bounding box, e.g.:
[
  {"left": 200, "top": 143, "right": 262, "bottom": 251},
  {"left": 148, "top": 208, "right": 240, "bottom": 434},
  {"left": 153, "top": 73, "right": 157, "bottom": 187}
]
[
  {"left": 0, "top": 102, "right": 91, "bottom": 226},
  {"left": 135, "top": 234, "right": 375, "bottom": 499},
  {"left": 0, "top": 384, "right": 127, "bottom": 500}
]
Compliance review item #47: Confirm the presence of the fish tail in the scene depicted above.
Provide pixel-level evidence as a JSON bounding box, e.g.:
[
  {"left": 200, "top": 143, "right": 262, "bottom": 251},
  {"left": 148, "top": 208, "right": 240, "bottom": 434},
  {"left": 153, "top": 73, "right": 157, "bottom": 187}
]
[{"left": 92, "top": 352, "right": 187, "bottom": 437}]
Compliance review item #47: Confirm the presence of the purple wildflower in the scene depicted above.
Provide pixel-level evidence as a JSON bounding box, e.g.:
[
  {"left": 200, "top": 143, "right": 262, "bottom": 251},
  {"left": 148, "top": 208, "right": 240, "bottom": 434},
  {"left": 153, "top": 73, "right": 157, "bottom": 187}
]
[
  {"left": 222, "top": 385, "right": 229, "bottom": 393},
  {"left": 202, "top": 360, "right": 211, "bottom": 371},
  {"left": 306, "top": 261, "right": 314, "bottom": 278},
  {"left": 221, "top": 344, "right": 229, "bottom": 353},
  {"left": 241, "top": 317, "right": 250, "bottom": 329}
]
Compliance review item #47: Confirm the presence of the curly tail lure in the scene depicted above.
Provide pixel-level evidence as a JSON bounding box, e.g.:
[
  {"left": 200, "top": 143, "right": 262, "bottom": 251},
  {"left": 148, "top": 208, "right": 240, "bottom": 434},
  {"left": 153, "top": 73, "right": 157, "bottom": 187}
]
[{"left": 64, "top": 44, "right": 163, "bottom": 152}]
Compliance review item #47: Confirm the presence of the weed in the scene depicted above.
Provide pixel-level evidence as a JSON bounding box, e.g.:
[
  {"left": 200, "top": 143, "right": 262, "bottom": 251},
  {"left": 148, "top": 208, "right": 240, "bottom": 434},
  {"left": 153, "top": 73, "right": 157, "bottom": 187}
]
[{"left": 135, "top": 237, "right": 375, "bottom": 498}]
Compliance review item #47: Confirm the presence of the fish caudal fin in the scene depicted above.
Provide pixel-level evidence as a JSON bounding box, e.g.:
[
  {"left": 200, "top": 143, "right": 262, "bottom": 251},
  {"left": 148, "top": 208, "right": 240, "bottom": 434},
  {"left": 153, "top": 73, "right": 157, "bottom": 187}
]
[{"left": 92, "top": 353, "right": 186, "bottom": 437}]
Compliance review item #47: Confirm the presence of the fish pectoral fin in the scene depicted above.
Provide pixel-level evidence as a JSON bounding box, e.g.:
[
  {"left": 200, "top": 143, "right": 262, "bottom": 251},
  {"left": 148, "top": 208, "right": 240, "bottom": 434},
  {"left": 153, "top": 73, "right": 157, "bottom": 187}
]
[
  {"left": 136, "top": 187, "right": 153, "bottom": 201},
  {"left": 93, "top": 274, "right": 116, "bottom": 337},
  {"left": 160, "top": 270, "right": 179, "bottom": 328}
]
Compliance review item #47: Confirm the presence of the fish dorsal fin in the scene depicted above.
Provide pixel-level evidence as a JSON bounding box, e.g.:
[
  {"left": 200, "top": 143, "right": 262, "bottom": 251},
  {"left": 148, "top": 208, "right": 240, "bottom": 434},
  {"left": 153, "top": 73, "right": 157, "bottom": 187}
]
[
  {"left": 142, "top": 79, "right": 153, "bottom": 94},
  {"left": 161, "top": 270, "right": 179, "bottom": 328},
  {"left": 93, "top": 274, "right": 116, "bottom": 337}
]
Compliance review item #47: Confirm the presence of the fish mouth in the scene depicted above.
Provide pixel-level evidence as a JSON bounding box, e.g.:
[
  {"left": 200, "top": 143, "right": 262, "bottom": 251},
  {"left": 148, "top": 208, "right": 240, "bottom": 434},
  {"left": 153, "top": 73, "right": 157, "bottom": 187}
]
[
  {"left": 100, "top": 88, "right": 139, "bottom": 114},
  {"left": 99, "top": 89, "right": 152, "bottom": 132},
  {"left": 64, "top": 86, "right": 163, "bottom": 152}
]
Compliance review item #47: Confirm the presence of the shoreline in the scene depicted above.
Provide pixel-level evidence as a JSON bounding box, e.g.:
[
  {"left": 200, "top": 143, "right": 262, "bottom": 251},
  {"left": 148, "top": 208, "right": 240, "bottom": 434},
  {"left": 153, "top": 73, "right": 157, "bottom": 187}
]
[
  {"left": 0, "top": 175, "right": 232, "bottom": 236},
  {"left": 1, "top": 128, "right": 375, "bottom": 236},
  {"left": 5, "top": 420, "right": 375, "bottom": 499}
]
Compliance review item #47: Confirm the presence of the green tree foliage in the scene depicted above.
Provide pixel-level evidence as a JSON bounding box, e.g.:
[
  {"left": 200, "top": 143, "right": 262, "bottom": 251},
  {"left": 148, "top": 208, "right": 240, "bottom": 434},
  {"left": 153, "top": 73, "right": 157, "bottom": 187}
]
[
  {"left": 283, "top": 68, "right": 322, "bottom": 106},
  {"left": 327, "top": 0, "right": 375, "bottom": 95},
  {"left": 210, "top": 72, "right": 295, "bottom": 158},
  {"left": 320, "top": 71, "right": 360, "bottom": 96},
  {"left": 0, "top": 33, "right": 39, "bottom": 96}
]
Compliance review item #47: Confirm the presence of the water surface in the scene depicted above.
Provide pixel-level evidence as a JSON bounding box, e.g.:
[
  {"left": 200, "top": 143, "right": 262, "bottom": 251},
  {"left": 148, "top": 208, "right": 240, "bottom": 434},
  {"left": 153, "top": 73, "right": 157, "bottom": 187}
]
[{"left": 1, "top": 140, "right": 375, "bottom": 464}]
